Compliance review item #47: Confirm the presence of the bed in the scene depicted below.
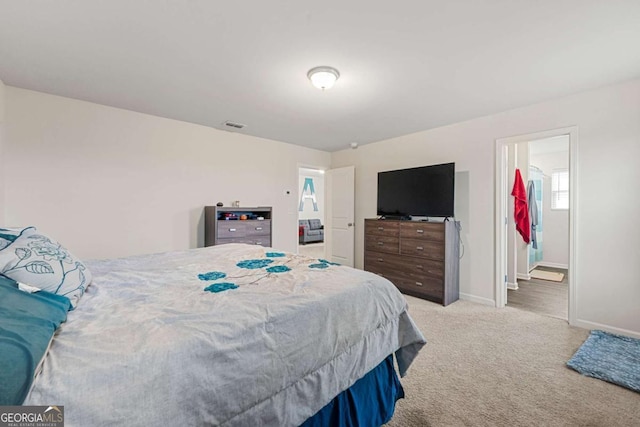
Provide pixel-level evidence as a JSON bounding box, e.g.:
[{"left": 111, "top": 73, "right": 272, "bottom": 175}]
[{"left": 1, "top": 228, "right": 426, "bottom": 426}]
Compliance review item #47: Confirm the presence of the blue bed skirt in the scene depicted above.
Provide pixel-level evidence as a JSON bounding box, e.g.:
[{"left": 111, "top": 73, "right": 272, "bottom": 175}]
[{"left": 300, "top": 354, "right": 404, "bottom": 427}]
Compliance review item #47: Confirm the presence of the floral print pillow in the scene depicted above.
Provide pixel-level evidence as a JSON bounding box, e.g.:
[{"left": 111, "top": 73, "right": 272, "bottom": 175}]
[{"left": 0, "top": 227, "right": 92, "bottom": 308}]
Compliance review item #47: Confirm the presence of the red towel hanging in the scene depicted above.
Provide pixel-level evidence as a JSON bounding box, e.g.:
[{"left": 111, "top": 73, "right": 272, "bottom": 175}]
[{"left": 511, "top": 169, "right": 530, "bottom": 243}]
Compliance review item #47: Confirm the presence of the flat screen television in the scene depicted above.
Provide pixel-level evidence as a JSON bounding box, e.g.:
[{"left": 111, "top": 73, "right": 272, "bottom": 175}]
[{"left": 377, "top": 162, "right": 455, "bottom": 218}]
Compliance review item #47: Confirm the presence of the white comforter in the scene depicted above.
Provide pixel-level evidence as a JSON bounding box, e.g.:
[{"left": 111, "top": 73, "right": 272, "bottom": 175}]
[{"left": 26, "top": 244, "right": 425, "bottom": 426}]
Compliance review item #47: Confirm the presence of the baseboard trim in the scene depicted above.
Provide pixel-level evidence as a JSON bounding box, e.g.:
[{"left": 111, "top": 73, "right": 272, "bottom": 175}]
[
  {"left": 459, "top": 293, "right": 495, "bottom": 307},
  {"left": 536, "top": 261, "right": 569, "bottom": 270},
  {"left": 517, "top": 273, "right": 531, "bottom": 281},
  {"left": 572, "top": 319, "right": 640, "bottom": 339},
  {"left": 506, "top": 282, "right": 519, "bottom": 290}
]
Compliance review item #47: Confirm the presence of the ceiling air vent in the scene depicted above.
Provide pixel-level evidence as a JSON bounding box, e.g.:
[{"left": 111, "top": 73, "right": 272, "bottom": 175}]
[{"left": 223, "top": 121, "right": 246, "bottom": 130}]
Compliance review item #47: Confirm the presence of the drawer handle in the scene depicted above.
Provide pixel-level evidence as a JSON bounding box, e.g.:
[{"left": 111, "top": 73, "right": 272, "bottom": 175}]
[
  {"left": 415, "top": 282, "right": 423, "bottom": 286},
  {"left": 255, "top": 242, "right": 262, "bottom": 245},
  {"left": 377, "top": 241, "right": 384, "bottom": 245},
  {"left": 416, "top": 265, "right": 424, "bottom": 269},
  {"left": 377, "top": 258, "right": 384, "bottom": 262},
  {"left": 416, "top": 246, "right": 424, "bottom": 250},
  {"left": 255, "top": 227, "right": 263, "bottom": 231},
  {"left": 377, "top": 227, "right": 384, "bottom": 231},
  {"left": 416, "top": 229, "right": 424, "bottom": 233},
  {"left": 229, "top": 228, "right": 237, "bottom": 232}
]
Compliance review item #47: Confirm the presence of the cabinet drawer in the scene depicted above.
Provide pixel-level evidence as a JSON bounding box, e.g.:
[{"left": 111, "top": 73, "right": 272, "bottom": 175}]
[
  {"left": 245, "top": 220, "right": 270, "bottom": 236},
  {"left": 365, "top": 252, "right": 443, "bottom": 279},
  {"left": 365, "top": 235, "right": 399, "bottom": 254},
  {"left": 364, "top": 254, "right": 390, "bottom": 276},
  {"left": 217, "top": 223, "right": 246, "bottom": 238},
  {"left": 239, "top": 237, "right": 271, "bottom": 247},
  {"left": 217, "top": 237, "right": 271, "bottom": 247},
  {"left": 400, "top": 222, "right": 445, "bottom": 242},
  {"left": 365, "top": 220, "right": 399, "bottom": 237},
  {"left": 392, "top": 275, "right": 444, "bottom": 300},
  {"left": 400, "top": 238, "right": 444, "bottom": 260}
]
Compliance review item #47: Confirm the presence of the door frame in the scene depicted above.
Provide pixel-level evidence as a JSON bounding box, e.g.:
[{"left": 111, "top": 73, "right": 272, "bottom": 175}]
[
  {"left": 494, "top": 126, "right": 578, "bottom": 325},
  {"left": 296, "top": 164, "right": 327, "bottom": 256}
]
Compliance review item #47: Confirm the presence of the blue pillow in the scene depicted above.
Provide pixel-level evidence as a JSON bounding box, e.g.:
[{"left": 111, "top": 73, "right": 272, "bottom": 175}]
[
  {"left": 0, "top": 227, "right": 92, "bottom": 308},
  {"left": 0, "top": 275, "right": 71, "bottom": 405}
]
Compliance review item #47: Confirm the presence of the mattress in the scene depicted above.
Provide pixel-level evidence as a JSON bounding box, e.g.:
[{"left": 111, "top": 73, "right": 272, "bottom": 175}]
[{"left": 25, "top": 244, "right": 425, "bottom": 426}]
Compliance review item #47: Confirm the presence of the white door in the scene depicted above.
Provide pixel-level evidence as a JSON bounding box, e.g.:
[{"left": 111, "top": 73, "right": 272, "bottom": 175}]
[{"left": 325, "top": 166, "right": 355, "bottom": 267}]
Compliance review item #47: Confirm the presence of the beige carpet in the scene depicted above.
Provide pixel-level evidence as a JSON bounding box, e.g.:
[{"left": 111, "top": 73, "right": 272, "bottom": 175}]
[
  {"left": 297, "top": 242, "right": 325, "bottom": 259},
  {"left": 530, "top": 268, "right": 565, "bottom": 282},
  {"left": 387, "top": 297, "right": 640, "bottom": 427}
]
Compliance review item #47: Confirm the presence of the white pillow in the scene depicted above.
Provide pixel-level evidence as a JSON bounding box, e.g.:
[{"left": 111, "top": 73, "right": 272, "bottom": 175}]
[{"left": 0, "top": 227, "right": 92, "bottom": 308}]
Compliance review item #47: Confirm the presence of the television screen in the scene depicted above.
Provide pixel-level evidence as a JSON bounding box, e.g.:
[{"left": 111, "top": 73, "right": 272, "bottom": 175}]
[{"left": 377, "top": 163, "right": 455, "bottom": 218}]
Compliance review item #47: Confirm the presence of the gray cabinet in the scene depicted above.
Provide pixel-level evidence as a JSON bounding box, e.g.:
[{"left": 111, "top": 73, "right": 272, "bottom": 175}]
[
  {"left": 364, "top": 219, "right": 459, "bottom": 306},
  {"left": 205, "top": 206, "right": 272, "bottom": 247}
]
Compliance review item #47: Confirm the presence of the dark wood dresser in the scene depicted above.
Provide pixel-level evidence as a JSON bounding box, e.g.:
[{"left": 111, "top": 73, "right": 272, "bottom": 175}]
[{"left": 364, "top": 219, "right": 460, "bottom": 306}]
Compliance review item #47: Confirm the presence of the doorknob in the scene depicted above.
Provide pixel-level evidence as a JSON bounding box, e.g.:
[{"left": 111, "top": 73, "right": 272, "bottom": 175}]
[{"left": 348, "top": 223, "right": 354, "bottom": 227}]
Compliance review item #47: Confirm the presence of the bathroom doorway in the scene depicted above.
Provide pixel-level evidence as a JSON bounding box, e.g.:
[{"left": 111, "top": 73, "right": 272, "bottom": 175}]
[
  {"left": 507, "top": 135, "right": 570, "bottom": 319},
  {"left": 495, "top": 127, "right": 577, "bottom": 324}
]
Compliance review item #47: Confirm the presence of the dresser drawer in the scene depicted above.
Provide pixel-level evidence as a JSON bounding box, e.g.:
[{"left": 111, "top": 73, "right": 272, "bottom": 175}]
[
  {"left": 218, "top": 237, "right": 271, "bottom": 247},
  {"left": 365, "top": 235, "right": 399, "bottom": 254},
  {"left": 400, "top": 238, "right": 444, "bottom": 261},
  {"left": 400, "top": 222, "right": 445, "bottom": 242},
  {"left": 365, "top": 220, "right": 399, "bottom": 237},
  {"left": 395, "top": 256, "right": 444, "bottom": 279},
  {"left": 364, "top": 254, "right": 390, "bottom": 276},
  {"left": 365, "top": 252, "right": 444, "bottom": 279},
  {"left": 245, "top": 220, "right": 270, "bottom": 236},
  {"left": 392, "top": 275, "right": 444, "bottom": 301},
  {"left": 217, "top": 223, "right": 246, "bottom": 238},
  {"left": 240, "top": 237, "right": 271, "bottom": 247}
]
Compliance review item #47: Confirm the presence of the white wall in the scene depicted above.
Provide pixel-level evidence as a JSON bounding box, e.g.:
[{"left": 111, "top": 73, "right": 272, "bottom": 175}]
[
  {"left": 0, "top": 78, "right": 5, "bottom": 224},
  {"left": 530, "top": 143, "right": 569, "bottom": 268},
  {"left": 4, "top": 87, "right": 330, "bottom": 259},
  {"left": 298, "top": 168, "right": 325, "bottom": 221},
  {"left": 332, "top": 78, "right": 640, "bottom": 336}
]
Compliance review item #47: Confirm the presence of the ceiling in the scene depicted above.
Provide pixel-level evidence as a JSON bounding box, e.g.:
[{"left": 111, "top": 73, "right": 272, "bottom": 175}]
[{"left": 1, "top": 1, "right": 639, "bottom": 152}]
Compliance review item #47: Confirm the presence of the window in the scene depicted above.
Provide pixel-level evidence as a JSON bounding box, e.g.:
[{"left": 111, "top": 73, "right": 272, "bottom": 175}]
[{"left": 551, "top": 169, "right": 569, "bottom": 210}]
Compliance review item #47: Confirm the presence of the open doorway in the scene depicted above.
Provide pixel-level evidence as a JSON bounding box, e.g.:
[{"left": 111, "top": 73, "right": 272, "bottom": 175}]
[
  {"left": 506, "top": 135, "right": 570, "bottom": 319},
  {"left": 495, "top": 127, "right": 577, "bottom": 325},
  {"left": 297, "top": 167, "right": 326, "bottom": 259}
]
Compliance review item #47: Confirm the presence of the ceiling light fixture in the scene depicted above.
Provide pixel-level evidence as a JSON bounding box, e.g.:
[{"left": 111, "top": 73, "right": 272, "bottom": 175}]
[{"left": 307, "top": 66, "right": 340, "bottom": 90}]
